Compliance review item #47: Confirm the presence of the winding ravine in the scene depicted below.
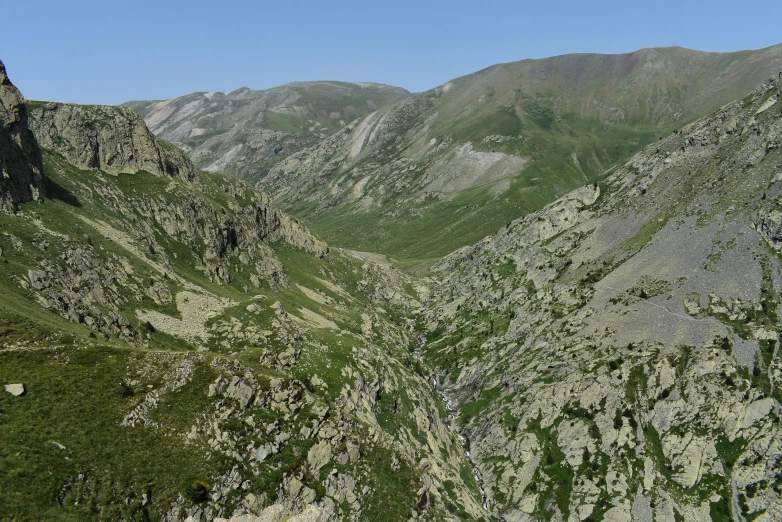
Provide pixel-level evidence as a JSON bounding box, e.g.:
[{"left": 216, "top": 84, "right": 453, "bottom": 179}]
[
  {"left": 411, "top": 281, "right": 492, "bottom": 516},
  {"left": 439, "top": 382, "right": 490, "bottom": 513}
]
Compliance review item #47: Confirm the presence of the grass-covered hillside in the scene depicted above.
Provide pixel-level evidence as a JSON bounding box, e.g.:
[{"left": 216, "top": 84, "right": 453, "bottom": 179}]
[{"left": 259, "top": 44, "right": 782, "bottom": 262}]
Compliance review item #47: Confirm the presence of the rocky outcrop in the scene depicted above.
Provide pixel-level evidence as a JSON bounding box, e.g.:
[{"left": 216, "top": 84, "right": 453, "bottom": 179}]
[
  {"left": 28, "top": 102, "right": 197, "bottom": 181},
  {"left": 214, "top": 503, "right": 334, "bottom": 522},
  {"left": 0, "top": 59, "right": 45, "bottom": 212},
  {"left": 4, "top": 383, "right": 25, "bottom": 396}
]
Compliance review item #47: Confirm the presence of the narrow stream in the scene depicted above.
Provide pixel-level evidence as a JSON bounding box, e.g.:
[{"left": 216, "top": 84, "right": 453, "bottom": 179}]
[
  {"left": 411, "top": 282, "right": 491, "bottom": 515},
  {"left": 438, "top": 378, "right": 490, "bottom": 513}
]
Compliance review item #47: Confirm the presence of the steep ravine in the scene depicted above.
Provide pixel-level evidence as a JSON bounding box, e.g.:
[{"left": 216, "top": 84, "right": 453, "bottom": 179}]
[
  {"left": 412, "top": 281, "right": 493, "bottom": 516},
  {"left": 1, "top": 59, "right": 492, "bottom": 522}
]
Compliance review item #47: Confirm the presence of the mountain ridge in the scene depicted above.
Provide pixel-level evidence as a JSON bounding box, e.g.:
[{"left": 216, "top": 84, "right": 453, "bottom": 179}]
[
  {"left": 4, "top": 50, "right": 782, "bottom": 522},
  {"left": 251, "top": 43, "right": 782, "bottom": 260},
  {"left": 122, "top": 81, "right": 410, "bottom": 183}
]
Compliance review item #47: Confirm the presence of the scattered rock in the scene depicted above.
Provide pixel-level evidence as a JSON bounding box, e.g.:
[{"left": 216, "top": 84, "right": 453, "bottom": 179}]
[{"left": 4, "top": 383, "right": 25, "bottom": 396}]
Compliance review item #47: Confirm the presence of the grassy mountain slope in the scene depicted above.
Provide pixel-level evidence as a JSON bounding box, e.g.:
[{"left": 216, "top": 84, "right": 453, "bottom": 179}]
[
  {"left": 420, "top": 73, "right": 782, "bottom": 520},
  {"left": 123, "top": 82, "right": 409, "bottom": 183},
  {"left": 6, "top": 50, "right": 782, "bottom": 522},
  {"left": 0, "top": 66, "right": 484, "bottom": 521},
  {"left": 262, "top": 44, "right": 782, "bottom": 261}
]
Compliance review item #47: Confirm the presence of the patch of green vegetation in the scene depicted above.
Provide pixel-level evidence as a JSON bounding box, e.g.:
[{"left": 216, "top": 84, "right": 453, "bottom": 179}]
[
  {"left": 716, "top": 434, "right": 747, "bottom": 472},
  {"left": 459, "top": 386, "right": 502, "bottom": 424},
  {"left": 644, "top": 425, "right": 674, "bottom": 481},
  {"left": 621, "top": 206, "right": 677, "bottom": 253},
  {"left": 503, "top": 409, "right": 521, "bottom": 434},
  {"left": 523, "top": 416, "right": 574, "bottom": 521},
  {"left": 705, "top": 238, "right": 736, "bottom": 269},
  {"left": 0, "top": 346, "right": 218, "bottom": 520},
  {"left": 361, "top": 446, "right": 422, "bottom": 522},
  {"left": 625, "top": 362, "right": 648, "bottom": 406},
  {"left": 459, "top": 461, "right": 482, "bottom": 507}
]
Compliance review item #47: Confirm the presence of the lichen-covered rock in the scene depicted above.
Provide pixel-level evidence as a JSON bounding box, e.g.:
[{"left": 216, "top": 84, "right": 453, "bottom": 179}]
[
  {"left": 4, "top": 383, "right": 25, "bottom": 396},
  {"left": 0, "top": 59, "right": 45, "bottom": 212},
  {"left": 28, "top": 101, "right": 197, "bottom": 181},
  {"left": 214, "top": 502, "right": 335, "bottom": 522}
]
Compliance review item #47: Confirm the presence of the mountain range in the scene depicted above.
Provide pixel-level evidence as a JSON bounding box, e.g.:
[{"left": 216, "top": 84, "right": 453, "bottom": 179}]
[
  {"left": 127, "top": 44, "right": 782, "bottom": 261},
  {"left": 1, "top": 43, "right": 782, "bottom": 522}
]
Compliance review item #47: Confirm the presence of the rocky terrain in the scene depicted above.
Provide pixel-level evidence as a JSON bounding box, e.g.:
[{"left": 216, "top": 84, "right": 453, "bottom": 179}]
[
  {"left": 28, "top": 101, "right": 198, "bottom": 181},
  {"left": 419, "top": 73, "right": 782, "bottom": 520},
  {"left": 4, "top": 49, "right": 782, "bottom": 522},
  {"left": 123, "top": 82, "right": 409, "bottom": 184},
  {"left": 250, "top": 45, "right": 782, "bottom": 259},
  {"left": 0, "top": 61, "right": 485, "bottom": 522}
]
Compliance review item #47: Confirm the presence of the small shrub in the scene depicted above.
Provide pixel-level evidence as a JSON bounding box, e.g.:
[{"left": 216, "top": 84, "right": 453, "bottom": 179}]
[
  {"left": 119, "top": 380, "right": 134, "bottom": 398},
  {"left": 186, "top": 480, "right": 211, "bottom": 502}
]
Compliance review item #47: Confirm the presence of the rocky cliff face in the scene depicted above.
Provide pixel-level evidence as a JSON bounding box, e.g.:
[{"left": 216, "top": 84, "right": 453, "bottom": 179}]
[
  {"left": 420, "top": 73, "right": 782, "bottom": 520},
  {"left": 28, "top": 101, "right": 197, "bottom": 181},
  {"left": 0, "top": 59, "right": 45, "bottom": 212}
]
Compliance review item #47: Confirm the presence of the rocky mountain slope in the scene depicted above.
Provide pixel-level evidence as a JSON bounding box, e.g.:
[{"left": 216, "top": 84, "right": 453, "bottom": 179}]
[
  {"left": 6, "top": 54, "right": 782, "bottom": 522},
  {"left": 0, "top": 61, "right": 485, "bottom": 522},
  {"left": 259, "top": 44, "right": 782, "bottom": 260},
  {"left": 123, "top": 82, "right": 409, "bottom": 183},
  {"left": 419, "top": 73, "right": 782, "bottom": 520}
]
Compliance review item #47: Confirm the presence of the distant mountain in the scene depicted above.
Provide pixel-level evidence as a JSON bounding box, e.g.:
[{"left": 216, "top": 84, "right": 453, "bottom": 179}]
[
  {"left": 259, "top": 44, "right": 782, "bottom": 261},
  {"left": 123, "top": 81, "right": 409, "bottom": 182}
]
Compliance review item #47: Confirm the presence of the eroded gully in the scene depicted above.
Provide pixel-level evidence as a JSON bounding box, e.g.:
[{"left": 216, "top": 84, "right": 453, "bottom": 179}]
[{"left": 411, "top": 281, "right": 491, "bottom": 515}]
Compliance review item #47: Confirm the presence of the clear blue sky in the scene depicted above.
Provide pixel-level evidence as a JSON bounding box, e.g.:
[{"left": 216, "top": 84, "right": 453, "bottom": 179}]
[{"left": 3, "top": 0, "right": 781, "bottom": 104}]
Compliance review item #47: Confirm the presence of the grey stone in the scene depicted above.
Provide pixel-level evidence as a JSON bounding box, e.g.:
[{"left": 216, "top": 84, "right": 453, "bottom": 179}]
[{"left": 4, "top": 383, "right": 24, "bottom": 396}]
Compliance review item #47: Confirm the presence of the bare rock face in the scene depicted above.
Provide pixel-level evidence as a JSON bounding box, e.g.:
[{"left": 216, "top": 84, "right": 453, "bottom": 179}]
[
  {"left": 0, "top": 59, "right": 46, "bottom": 212},
  {"left": 28, "top": 102, "right": 196, "bottom": 181}
]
